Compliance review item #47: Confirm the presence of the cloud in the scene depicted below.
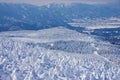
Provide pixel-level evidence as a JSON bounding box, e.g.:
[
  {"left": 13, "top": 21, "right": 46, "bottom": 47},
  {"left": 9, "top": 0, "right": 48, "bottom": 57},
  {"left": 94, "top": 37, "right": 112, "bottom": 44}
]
[{"left": 0, "top": 0, "right": 119, "bottom": 6}]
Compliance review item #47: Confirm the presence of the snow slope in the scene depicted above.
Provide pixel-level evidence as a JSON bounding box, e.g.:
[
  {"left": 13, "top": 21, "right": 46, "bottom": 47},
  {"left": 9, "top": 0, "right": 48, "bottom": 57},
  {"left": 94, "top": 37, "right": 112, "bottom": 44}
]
[
  {"left": 0, "top": 27, "right": 120, "bottom": 80},
  {"left": 0, "top": 27, "right": 95, "bottom": 43}
]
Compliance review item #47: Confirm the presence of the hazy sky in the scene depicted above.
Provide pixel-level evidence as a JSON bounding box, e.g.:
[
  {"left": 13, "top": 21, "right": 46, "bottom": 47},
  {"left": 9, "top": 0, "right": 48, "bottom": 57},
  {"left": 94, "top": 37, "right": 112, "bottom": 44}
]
[{"left": 0, "top": 0, "right": 119, "bottom": 5}]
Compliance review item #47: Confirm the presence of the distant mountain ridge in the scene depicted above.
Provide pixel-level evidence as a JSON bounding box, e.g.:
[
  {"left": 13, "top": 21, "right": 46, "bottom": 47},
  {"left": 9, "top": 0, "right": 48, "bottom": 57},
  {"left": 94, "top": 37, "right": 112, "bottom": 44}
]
[{"left": 0, "top": 3, "right": 120, "bottom": 31}]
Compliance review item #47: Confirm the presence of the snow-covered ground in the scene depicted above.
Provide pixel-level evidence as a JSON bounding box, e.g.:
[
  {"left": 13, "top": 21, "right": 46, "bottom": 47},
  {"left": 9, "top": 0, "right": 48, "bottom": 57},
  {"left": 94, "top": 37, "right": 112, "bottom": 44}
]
[
  {"left": 0, "top": 27, "right": 95, "bottom": 43},
  {"left": 68, "top": 18, "right": 120, "bottom": 29},
  {"left": 0, "top": 27, "right": 120, "bottom": 80}
]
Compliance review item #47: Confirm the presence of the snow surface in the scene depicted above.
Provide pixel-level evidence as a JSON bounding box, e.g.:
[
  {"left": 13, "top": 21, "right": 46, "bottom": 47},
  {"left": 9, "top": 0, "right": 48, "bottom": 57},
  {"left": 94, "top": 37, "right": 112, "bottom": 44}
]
[
  {"left": 0, "top": 27, "right": 120, "bottom": 80},
  {"left": 0, "top": 27, "right": 95, "bottom": 43},
  {"left": 69, "top": 18, "right": 120, "bottom": 29}
]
